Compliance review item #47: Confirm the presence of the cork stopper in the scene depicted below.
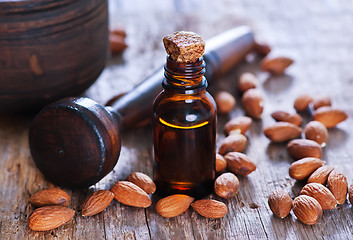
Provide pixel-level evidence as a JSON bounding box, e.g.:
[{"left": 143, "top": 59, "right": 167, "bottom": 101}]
[{"left": 163, "top": 31, "right": 205, "bottom": 63}]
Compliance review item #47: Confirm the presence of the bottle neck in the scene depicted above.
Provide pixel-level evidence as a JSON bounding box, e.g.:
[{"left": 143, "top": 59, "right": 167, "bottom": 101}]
[{"left": 163, "top": 56, "right": 207, "bottom": 93}]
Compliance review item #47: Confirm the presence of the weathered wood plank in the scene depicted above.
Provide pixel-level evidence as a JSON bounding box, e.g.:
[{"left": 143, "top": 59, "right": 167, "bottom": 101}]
[{"left": 1, "top": 0, "right": 353, "bottom": 239}]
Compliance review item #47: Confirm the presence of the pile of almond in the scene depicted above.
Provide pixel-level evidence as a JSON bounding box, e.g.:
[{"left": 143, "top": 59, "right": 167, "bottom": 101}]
[
  {"left": 264, "top": 94, "right": 349, "bottom": 225},
  {"left": 269, "top": 160, "right": 350, "bottom": 225},
  {"left": 264, "top": 94, "right": 347, "bottom": 145},
  {"left": 27, "top": 188, "right": 74, "bottom": 231},
  {"left": 214, "top": 72, "right": 265, "bottom": 119},
  {"left": 27, "top": 172, "right": 156, "bottom": 231},
  {"left": 28, "top": 168, "right": 241, "bottom": 231}
]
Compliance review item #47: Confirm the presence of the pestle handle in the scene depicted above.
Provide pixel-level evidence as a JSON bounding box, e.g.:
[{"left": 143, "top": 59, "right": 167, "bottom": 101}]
[
  {"left": 203, "top": 26, "right": 255, "bottom": 79},
  {"left": 108, "top": 26, "right": 255, "bottom": 130}
]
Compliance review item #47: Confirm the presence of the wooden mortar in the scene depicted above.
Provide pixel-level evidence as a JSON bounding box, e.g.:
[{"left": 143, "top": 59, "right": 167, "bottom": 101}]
[{"left": 0, "top": 0, "right": 109, "bottom": 113}]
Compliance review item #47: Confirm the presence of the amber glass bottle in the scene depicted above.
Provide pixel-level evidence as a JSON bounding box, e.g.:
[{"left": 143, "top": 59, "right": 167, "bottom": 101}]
[{"left": 153, "top": 56, "right": 216, "bottom": 198}]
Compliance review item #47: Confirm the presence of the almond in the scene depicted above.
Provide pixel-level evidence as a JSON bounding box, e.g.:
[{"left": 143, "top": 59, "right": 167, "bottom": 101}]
[
  {"left": 28, "top": 206, "right": 75, "bottom": 231},
  {"left": 312, "top": 96, "right": 331, "bottom": 110},
  {"left": 300, "top": 183, "right": 337, "bottom": 210},
  {"left": 260, "top": 57, "right": 293, "bottom": 75},
  {"left": 313, "top": 106, "right": 348, "bottom": 128},
  {"left": 238, "top": 72, "right": 258, "bottom": 92},
  {"left": 327, "top": 169, "right": 348, "bottom": 205},
  {"left": 224, "top": 116, "right": 252, "bottom": 135},
  {"left": 263, "top": 122, "right": 302, "bottom": 143},
  {"left": 29, "top": 188, "right": 70, "bottom": 207},
  {"left": 293, "top": 195, "right": 322, "bottom": 225},
  {"left": 81, "top": 190, "right": 114, "bottom": 217},
  {"left": 214, "top": 172, "right": 239, "bottom": 199},
  {"left": 215, "top": 153, "right": 227, "bottom": 173},
  {"left": 214, "top": 91, "right": 236, "bottom": 114},
  {"left": 271, "top": 111, "right": 303, "bottom": 127},
  {"left": 289, "top": 157, "right": 326, "bottom": 180},
  {"left": 224, "top": 152, "right": 256, "bottom": 176},
  {"left": 287, "top": 139, "right": 322, "bottom": 160},
  {"left": 268, "top": 189, "right": 292, "bottom": 219},
  {"left": 110, "top": 181, "right": 151, "bottom": 208},
  {"left": 126, "top": 172, "right": 156, "bottom": 194},
  {"left": 191, "top": 199, "right": 228, "bottom": 218},
  {"left": 110, "top": 34, "right": 128, "bottom": 54},
  {"left": 254, "top": 42, "right": 271, "bottom": 57},
  {"left": 304, "top": 121, "right": 328, "bottom": 147},
  {"left": 218, "top": 133, "right": 247, "bottom": 155},
  {"left": 307, "top": 165, "right": 334, "bottom": 185},
  {"left": 110, "top": 27, "right": 127, "bottom": 38},
  {"left": 155, "top": 194, "right": 194, "bottom": 218},
  {"left": 348, "top": 183, "right": 353, "bottom": 205},
  {"left": 241, "top": 89, "right": 264, "bottom": 119},
  {"left": 294, "top": 94, "right": 312, "bottom": 112}
]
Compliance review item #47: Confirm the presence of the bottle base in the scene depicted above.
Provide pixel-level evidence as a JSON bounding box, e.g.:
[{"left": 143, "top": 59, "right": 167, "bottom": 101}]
[{"left": 154, "top": 180, "right": 213, "bottom": 199}]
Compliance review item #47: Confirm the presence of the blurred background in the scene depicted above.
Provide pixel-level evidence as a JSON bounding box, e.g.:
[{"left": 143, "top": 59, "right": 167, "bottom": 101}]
[{"left": 89, "top": 0, "right": 352, "bottom": 106}]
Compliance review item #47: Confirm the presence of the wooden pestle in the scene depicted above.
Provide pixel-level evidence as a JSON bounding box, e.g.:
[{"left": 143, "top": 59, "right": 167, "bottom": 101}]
[{"left": 29, "top": 26, "right": 255, "bottom": 188}]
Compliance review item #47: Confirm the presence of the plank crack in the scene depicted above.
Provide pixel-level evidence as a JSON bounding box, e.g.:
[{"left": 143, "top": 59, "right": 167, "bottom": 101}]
[
  {"left": 256, "top": 209, "right": 268, "bottom": 239},
  {"left": 144, "top": 208, "right": 152, "bottom": 240},
  {"left": 190, "top": 214, "right": 197, "bottom": 240},
  {"left": 243, "top": 219, "right": 251, "bottom": 240},
  {"left": 103, "top": 213, "right": 107, "bottom": 240}
]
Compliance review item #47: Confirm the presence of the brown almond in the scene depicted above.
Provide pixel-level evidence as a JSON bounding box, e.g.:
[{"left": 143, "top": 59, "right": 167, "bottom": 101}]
[
  {"left": 294, "top": 94, "right": 313, "bottom": 112},
  {"left": 191, "top": 199, "right": 228, "bottom": 218},
  {"left": 224, "top": 152, "right": 256, "bottom": 176},
  {"left": 241, "top": 89, "right": 264, "bottom": 119},
  {"left": 261, "top": 57, "right": 294, "bottom": 75},
  {"left": 300, "top": 183, "right": 337, "bottom": 210},
  {"left": 254, "top": 42, "right": 271, "bottom": 56},
  {"left": 304, "top": 121, "right": 328, "bottom": 147},
  {"left": 238, "top": 72, "right": 258, "bottom": 92},
  {"left": 155, "top": 194, "right": 194, "bottom": 218},
  {"left": 271, "top": 111, "right": 303, "bottom": 127},
  {"left": 307, "top": 165, "right": 334, "bottom": 185},
  {"left": 348, "top": 183, "right": 353, "bottom": 205},
  {"left": 110, "top": 181, "right": 151, "bottom": 208},
  {"left": 110, "top": 27, "right": 127, "bottom": 38},
  {"left": 224, "top": 116, "right": 252, "bottom": 135},
  {"left": 313, "top": 106, "right": 348, "bottom": 128},
  {"left": 218, "top": 133, "right": 247, "bottom": 155},
  {"left": 289, "top": 157, "right": 326, "bottom": 181},
  {"left": 327, "top": 170, "right": 348, "bottom": 205},
  {"left": 126, "top": 172, "right": 156, "bottom": 194},
  {"left": 293, "top": 195, "right": 322, "bottom": 225},
  {"left": 263, "top": 122, "right": 302, "bottom": 143},
  {"left": 28, "top": 206, "right": 75, "bottom": 231},
  {"left": 214, "top": 172, "right": 239, "bottom": 199},
  {"left": 81, "top": 190, "right": 114, "bottom": 217},
  {"left": 312, "top": 96, "right": 331, "bottom": 110},
  {"left": 287, "top": 139, "right": 322, "bottom": 160},
  {"left": 29, "top": 188, "right": 70, "bottom": 208},
  {"left": 110, "top": 34, "right": 128, "bottom": 54},
  {"left": 268, "top": 189, "right": 292, "bottom": 218},
  {"left": 215, "top": 153, "right": 227, "bottom": 173},
  {"left": 214, "top": 91, "right": 236, "bottom": 114}
]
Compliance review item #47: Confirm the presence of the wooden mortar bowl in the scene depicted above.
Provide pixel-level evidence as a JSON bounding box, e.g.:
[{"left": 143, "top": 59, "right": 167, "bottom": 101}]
[{"left": 0, "top": 0, "right": 109, "bottom": 113}]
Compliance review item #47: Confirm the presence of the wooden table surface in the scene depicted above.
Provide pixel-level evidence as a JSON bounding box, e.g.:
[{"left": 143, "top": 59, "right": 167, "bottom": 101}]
[{"left": 1, "top": 0, "right": 353, "bottom": 239}]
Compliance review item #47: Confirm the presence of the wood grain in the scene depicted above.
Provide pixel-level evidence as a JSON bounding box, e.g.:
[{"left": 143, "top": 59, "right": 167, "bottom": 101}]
[
  {"left": 0, "top": 0, "right": 108, "bottom": 113},
  {"left": 1, "top": 0, "right": 353, "bottom": 239}
]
